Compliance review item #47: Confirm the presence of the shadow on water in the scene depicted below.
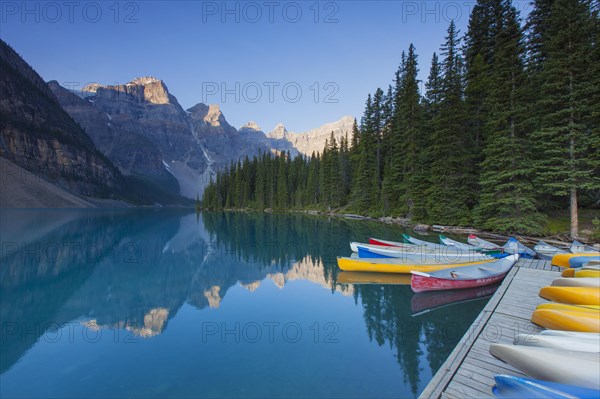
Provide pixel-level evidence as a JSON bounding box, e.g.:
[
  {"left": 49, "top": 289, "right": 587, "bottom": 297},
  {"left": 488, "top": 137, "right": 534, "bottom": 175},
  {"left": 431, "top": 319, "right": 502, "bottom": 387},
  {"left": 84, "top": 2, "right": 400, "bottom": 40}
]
[{"left": 0, "top": 209, "right": 491, "bottom": 397}]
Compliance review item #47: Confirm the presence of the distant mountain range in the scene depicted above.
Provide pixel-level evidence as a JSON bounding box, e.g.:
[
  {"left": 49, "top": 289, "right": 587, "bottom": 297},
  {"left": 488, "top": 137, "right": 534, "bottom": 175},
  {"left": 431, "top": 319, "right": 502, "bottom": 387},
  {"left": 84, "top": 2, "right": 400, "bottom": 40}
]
[{"left": 0, "top": 39, "right": 354, "bottom": 206}]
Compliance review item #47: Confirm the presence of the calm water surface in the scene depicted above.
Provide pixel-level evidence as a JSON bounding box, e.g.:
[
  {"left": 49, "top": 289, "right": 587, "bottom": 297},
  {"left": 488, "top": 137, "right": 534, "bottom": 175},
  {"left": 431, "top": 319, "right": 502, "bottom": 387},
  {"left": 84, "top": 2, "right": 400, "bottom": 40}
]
[{"left": 0, "top": 210, "right": 494, "bottom": 398}]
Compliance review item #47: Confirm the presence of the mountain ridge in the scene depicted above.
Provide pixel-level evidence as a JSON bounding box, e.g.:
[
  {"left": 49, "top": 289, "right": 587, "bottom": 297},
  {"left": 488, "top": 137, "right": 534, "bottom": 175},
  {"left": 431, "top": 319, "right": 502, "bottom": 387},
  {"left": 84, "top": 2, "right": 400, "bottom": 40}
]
[{"left": 0, "top": 37, "right": 355, "bottom": 205}]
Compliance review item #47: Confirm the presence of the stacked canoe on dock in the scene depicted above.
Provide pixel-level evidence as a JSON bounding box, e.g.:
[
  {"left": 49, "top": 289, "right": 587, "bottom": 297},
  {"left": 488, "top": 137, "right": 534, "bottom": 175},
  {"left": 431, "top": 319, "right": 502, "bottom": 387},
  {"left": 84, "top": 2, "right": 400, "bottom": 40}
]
[{"left": 490, "top": 254, "right": 600, "bottom": 398}]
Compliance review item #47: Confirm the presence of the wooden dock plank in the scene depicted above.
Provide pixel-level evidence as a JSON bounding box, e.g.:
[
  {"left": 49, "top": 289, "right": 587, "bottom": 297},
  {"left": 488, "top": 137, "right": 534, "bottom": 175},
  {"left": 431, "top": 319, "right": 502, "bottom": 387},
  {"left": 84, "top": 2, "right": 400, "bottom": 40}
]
[{"left": 419, "top": 259, "right": 560, "bottom": 398}]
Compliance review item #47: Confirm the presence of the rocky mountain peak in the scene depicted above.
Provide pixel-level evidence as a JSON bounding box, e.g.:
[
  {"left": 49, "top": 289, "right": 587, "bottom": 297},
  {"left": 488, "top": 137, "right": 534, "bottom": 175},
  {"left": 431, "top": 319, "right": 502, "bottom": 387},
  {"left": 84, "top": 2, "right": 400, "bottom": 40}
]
[
  {"left": 268, "top": 123, "right": 288, "bottom": 139},
  {"left": 130, "top": 76, "right": 161, "bottom": 86},
  {"left": 81, "top": 77, "right": 172, "bottom": 105},
  {"left": 82, "top": 83, "right": 101, "bottom": 93},
  {"left": 241, "top": 121, "right": 261, "bottom": 131},
  {"left": 204, "top": 104, "right": 224, "bottom": 126},
  {"left": 187, "top": 103, "right": 230, "bottom": 129}
]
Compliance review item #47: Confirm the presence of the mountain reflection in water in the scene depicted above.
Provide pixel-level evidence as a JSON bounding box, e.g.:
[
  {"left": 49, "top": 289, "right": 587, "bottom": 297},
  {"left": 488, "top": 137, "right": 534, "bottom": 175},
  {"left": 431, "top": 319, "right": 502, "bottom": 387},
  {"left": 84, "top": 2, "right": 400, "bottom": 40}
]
[{"left": 0, "top": 209, "right": 490, "bottom": 398}]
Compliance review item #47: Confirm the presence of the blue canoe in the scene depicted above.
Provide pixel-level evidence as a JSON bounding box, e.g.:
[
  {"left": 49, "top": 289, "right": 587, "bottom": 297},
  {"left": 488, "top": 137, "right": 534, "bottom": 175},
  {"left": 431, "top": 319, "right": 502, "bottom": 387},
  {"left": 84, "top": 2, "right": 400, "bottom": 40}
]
[
  {"left": 503, "top": 237, "right": 537, "bottom": 259},
  {"left": 570, "top": 255, "right": 600, "bottom": 268},
  {"left": 493, "top": 375, "right": 600, "bottom": 399}
]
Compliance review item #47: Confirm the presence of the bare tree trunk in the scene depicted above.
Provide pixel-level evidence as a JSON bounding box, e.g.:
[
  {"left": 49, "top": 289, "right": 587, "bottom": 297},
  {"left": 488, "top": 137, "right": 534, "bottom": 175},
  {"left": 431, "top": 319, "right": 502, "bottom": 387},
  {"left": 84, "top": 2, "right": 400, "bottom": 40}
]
[
  {"left": 571, "top": 186, "right": 579, "bottom": 239},
  {"left": 568, "top": 54, "right": 578, "bottom": 239}
]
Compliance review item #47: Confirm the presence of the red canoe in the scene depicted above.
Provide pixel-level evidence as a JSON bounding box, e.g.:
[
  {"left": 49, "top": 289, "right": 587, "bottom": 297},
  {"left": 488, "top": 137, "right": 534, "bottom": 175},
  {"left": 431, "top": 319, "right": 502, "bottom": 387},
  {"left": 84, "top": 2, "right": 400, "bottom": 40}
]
[
  {"left": 410, "top": 254, "right": 518, "bottom": 293},
  {"left": 369, "top": 237, "right": 404, "bottom": 247}
]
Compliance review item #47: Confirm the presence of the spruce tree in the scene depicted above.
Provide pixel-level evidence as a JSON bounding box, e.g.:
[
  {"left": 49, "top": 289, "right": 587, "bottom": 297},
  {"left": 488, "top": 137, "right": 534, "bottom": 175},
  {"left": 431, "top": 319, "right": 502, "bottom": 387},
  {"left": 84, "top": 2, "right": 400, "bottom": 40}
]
[
  {"left": 276, "top": 153, "right": 288, "bottom": 209},
  {"left": 427, "top": 21, "right": 472, "bottom": 225},
  {"left": 380, "top": 54, "right": 406, "bottom": 214},
  {"left": 476, "top": 0, "right": 545, "bottom": 234},
  {"left": 397, "top": 44, "right": 427, "bottom": 220},
  {"left": 530, "top": 0, "right": 598, "bottom": 237},
  {"left": 351, "top": 95, "right": 380, "bottom": 213}
]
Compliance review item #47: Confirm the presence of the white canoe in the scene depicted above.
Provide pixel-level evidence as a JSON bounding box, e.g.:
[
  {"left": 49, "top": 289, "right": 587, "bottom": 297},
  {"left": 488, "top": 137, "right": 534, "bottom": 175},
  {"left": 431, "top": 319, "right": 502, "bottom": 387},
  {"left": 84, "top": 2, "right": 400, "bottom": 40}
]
[
  {"left": 402, "top": 234, "right": 450, "bottom": 251},
  {"left": 513, "top": 333, "right": 600, "bottom": 352},
  {"left": 352, "top": 243, "right": 492, "bottom": 263},
  {"left": 552, "top": 277, "right": 600, "bottom": 288},
  {"left": 534, "top": 240, "right": 568, "bottom": 260},
  {"left": 571, "top": 240, "right": 599, "bottom": 254},
  {"left": 489, "top": 343, "right": 600, "bottom": 389},
  {"left": 439, "top": 235, "right": 479, "bottom": 251},
  {"left": 351, "top": 242, "right": 488, "bottom": 257},
  {"left": 468, "top": 234, "right": 502, "bottom": 250},
  {"left": 350, "top": 241, "right": 467, "bottom": 254},
  {"left": 582, "top": 261, "right": 600, "bottom": 268},
  {"left": 540, "top": 330, "right": 600, "bottom": 339},
  {"left": 503, "top": 237, "right": 537, "bottom": 258}
]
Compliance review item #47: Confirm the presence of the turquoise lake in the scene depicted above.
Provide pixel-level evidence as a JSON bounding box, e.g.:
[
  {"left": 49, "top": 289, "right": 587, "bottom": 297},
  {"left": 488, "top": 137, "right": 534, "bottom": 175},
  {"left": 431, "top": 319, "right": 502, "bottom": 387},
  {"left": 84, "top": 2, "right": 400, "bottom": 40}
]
[{"left": 0, "top": 210, "right": 494, "bottom": 398}]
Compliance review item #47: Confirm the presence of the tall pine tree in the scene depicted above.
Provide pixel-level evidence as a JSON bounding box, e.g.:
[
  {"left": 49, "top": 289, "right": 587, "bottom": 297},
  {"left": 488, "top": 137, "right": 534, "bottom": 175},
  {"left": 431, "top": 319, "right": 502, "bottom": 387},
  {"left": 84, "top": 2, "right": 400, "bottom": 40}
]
[
  {"left": 476, "top": 0, "right": 545, "bottom": 234},
  {"left": 427, "top": 21, "right": 472, "bottom": 225},
  {"left": 530, "top": 0, "right": 599, "bottom": 237}
]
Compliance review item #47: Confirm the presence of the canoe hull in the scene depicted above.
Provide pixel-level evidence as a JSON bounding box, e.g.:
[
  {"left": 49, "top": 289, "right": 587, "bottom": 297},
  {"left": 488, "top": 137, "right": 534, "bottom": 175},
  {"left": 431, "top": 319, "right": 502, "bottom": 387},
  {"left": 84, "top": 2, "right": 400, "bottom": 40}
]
[
  {"left": 536, "top": 303, "right": 600, "bottom": 313},
  {"left": 355, "top": 244, "right": 491, "bottom": 262},
  {"left": 468, "top": 234, "right": 502, "bottom": 250},
  {"left": 493, "top": 375, "right": 600, "bottom": 399},
  {"left": 411, "top": 270, "right": 509, "bottom": 293},
  {"left": 489, "top": 343, "right": 600, "bottom": 389},
  {"left": 368, "top": 237, "right": 403, "bottom": 247},
  {"left": 551, "top": 277, "right": 600, "bottom": 288},
  {"left": 552, "top": 253, "right": 600, "bottom": 268},
  {"left": 336, "top": 257, "right": 495, "bottom": 274},
  {"left": 562, "top": 267, "right": 600, "bottom": 278},
  {"left": 539, "top": 286, "right": 600, "bottom": 306},
  {"left": 513, "top": 333, "right": 600, "bottom": 352},
  {"left": 503, "top": 237, "right": 537, "bottom": 258},
  {"left": 439, "top": 235, "right": 478, "bottom": 251},
  {"left": 531, "top": 309, "right": 600, "bottom": 333}
]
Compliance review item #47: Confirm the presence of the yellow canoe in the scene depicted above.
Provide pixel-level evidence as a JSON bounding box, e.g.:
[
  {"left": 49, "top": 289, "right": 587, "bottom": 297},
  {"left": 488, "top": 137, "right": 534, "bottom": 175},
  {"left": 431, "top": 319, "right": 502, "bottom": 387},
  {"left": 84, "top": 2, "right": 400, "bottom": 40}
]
[
  {"left": 539, "top": 286, "right": 600, "bottom": 306},
  {"left": 562, "top": 269, "right": 600, "bottom": 278},
  {"left": 552, "top": 253, "right": 599, "bottom": 268},
  {"left": 337, "top": 272, "right": 411, "bottom": 285},
  {"left": 531, "top": 309, "right": 600, "bottom": 332},
  {"left": 336, "top": 257, "right": 496, "bottom": 274},
  {"left": 536, "top": 303, "right": 600, "bottom": 313}
]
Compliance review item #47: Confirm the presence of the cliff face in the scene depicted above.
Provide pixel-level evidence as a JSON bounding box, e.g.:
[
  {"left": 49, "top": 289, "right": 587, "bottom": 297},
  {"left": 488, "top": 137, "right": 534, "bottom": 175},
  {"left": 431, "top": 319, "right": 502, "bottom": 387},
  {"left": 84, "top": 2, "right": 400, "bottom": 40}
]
[
  {"left": 188, "top": 103, "right": 288, "bottom": 168},
  {"left": 48, "top": 81, "right": 171, "bottom": 182},
  {"left": 0, "top": 40, "right": 121, "bottom": 198},
  {"left": 71, "top": 78, "right": 212, "bottom": 199}
]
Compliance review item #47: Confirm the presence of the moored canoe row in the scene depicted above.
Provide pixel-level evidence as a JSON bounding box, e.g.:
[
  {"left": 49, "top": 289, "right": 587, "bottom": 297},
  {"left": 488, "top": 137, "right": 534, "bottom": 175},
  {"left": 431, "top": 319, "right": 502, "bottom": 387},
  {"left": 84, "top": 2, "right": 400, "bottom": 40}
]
[
  {"left": 339, "top": 234, "right": 531, "bottom": 292},
  {"left": 338, "top": 233, "right": 597, "bottom": 297},
  {"left": 490, "top": 252, "right": 600, "bottom": 398}
]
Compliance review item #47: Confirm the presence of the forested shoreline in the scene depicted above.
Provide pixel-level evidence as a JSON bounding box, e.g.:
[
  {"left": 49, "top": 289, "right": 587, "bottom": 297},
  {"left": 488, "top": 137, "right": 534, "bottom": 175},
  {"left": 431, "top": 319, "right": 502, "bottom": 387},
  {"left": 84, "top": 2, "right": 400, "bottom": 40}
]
[{"left": 202, "top": 0, "right": 600, "bottom": 237}]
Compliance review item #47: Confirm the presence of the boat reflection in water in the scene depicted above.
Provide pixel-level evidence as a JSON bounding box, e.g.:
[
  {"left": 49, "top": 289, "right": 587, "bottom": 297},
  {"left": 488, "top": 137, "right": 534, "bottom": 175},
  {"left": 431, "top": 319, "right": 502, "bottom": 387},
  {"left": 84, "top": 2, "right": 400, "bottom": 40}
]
[
  {"left": 1, "top": 209, "right": 491, "bottom": 398},
  {"left": 411, "top": 283, "right": 501, "bottom": 316},
  {"left": 338, "top": 271, "right": 411, "bottom": 285}
]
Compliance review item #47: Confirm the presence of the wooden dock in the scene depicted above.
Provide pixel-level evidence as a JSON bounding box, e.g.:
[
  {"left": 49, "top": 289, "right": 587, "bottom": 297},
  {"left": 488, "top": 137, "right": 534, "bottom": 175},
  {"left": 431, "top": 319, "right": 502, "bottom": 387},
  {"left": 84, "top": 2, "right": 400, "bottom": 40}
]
[{"left": 419, "top": 259, "right": 562, "bottom": 399}]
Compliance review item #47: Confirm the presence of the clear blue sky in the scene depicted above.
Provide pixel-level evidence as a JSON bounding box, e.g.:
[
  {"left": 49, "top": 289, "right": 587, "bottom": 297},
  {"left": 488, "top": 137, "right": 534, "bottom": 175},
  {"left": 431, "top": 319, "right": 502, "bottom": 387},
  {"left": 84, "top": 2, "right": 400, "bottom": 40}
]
[{"left": 1, "top": 1, "right": 532, "bottom": 132}]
